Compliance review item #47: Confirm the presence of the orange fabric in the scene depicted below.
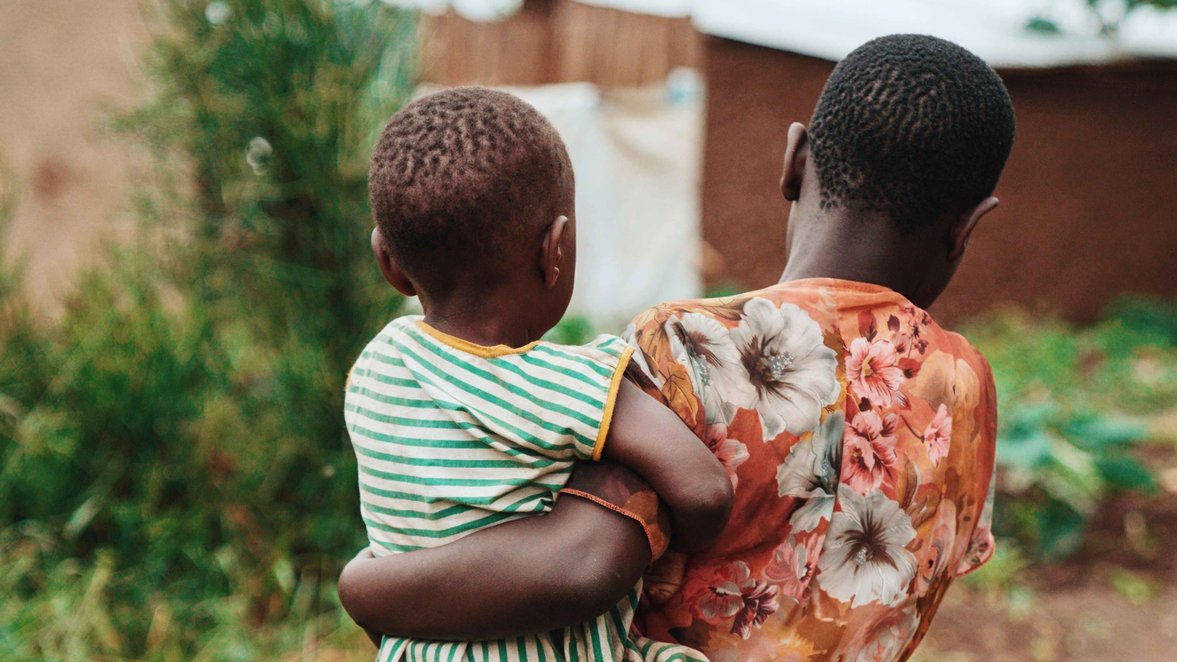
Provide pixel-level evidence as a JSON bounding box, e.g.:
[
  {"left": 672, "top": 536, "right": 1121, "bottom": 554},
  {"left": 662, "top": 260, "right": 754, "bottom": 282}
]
[{"left": 612, "top": 278, "right": 997, "bottom": 661}]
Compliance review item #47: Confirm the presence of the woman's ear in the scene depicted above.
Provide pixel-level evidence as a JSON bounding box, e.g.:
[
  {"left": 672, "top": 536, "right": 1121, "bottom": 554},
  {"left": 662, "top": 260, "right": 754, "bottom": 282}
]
[
  {"left": 539, "top": 215, "right": 569, "bottom": 289},
  {"left": 371, "top": 226, "right": 417, "bottom": 297},
  {"left": 780, "top": 122, "right": 809, "bottom": 202},
  {"left": 948, "top": 196, "right": 998, "bottom": 261}
]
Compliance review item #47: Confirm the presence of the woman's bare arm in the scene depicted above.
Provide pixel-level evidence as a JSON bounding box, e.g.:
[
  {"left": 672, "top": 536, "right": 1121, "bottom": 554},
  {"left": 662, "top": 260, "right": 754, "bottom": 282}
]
[{"left": 338, "top": 461, "right": 657, "bottom": 641}]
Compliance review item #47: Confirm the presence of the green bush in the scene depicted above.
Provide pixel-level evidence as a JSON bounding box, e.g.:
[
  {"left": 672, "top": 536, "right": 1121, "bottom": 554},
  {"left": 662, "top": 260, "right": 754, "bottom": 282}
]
[
  {"left": 130, "top": 0, "right": 416, "bottom": 365},
  {"left": 963, "top": 300, "right": 1176, "bottom": 559},
  {"left": 0, "top": 0, "right": 416, "bottom": 657},
  {"left": 1027, "top": 0, "right": 1177, "bottom": 37}
]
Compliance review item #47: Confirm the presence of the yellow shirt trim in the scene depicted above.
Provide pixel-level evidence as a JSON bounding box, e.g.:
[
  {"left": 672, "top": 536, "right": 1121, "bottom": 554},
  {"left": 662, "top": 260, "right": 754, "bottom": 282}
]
[
  {"left": 592, "top": 346, "right": 635, "bottom": 461},
  {"left": 416, "top": 321, "right": 541, "bottom": 358}
]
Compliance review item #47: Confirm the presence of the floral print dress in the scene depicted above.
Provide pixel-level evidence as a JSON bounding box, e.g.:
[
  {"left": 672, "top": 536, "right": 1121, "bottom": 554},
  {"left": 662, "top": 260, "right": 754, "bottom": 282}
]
[{"left": 618, "top": 278, "right": 997, "bottom": 661}]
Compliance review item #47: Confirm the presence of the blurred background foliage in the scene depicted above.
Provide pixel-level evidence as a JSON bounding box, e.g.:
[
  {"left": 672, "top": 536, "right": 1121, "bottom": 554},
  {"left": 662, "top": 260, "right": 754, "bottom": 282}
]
[
  {"left": 1027, "top": 0, "right": 1177, "bottom": 35},
  {"left": 1, "top": 0, "right": 414, "bottom": 657},
  {"left": 963, "top": 299, "right": 1176, "bottom": 560},
  {"left": 1, "top": 0, "right": 1175, "bottom": 658}
]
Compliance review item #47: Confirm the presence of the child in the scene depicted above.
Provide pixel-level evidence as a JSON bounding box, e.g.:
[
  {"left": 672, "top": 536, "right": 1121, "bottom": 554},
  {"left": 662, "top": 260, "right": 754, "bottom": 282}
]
[{"left": 343, "top": 87, "right": 729, "bottom": 661}]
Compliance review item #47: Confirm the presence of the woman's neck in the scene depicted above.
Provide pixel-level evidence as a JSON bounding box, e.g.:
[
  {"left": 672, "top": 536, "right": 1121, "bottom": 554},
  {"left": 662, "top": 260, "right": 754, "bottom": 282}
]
[{"left": 778, "top": 212, "right": 938, "bottom": 306}]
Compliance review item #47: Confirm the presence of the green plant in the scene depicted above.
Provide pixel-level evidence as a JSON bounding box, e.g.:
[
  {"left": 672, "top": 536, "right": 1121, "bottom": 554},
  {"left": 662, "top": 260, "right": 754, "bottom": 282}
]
[
  {"left": 961, "top": 537, "right": 1036, "bottom": 619},
  {"left": 963, "top": 301, "right": 1175, "bottom": 560},
  {"left": 1109, "top": 567, "right": 1158, "bottom": 605},
  {"left": 0, "top": 0, "right": 417, "bottom": 657},
  {"left": 1089, "top": 0, "right": 1177, "bottom": 36},
  {"left": 129, "top": 0, "right": 416, "bottom": 365},
  {"left": 544, "top": 315, "right": 598, "bottom": 345},
  {"left": 1027, "top": 0, "right": 1177, "bottom": 37}
]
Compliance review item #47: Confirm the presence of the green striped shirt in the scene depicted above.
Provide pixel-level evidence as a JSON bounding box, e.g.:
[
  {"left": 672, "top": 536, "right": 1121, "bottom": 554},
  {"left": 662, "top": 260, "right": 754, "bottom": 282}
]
[{"left": 344, "top": 317, "right": 705, "bottom": 662}]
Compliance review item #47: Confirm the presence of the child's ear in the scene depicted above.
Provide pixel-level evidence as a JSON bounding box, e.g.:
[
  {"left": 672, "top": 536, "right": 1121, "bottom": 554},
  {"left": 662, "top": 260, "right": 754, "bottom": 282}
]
[
  {"left": 539, "top": 215, "right": 569, "bottom": 289},
  {"left": 371, "top": 227, "right": 417, "bottom": 297},
  {"left": 948, "top": 196, "right": 999, "bottom": 261},
  {"left": 780, "top": 122, "right": 808, "bottom": 202}
]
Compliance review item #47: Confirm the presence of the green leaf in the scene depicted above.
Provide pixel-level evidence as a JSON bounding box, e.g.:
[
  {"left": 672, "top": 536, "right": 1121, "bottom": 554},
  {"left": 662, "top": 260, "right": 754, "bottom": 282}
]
[
  {"left": 1096, "top": 456, "right": 1158, "bottom": 493},
  {"left": 1040, "top": 440, "right": 1102, "bottom": 515},
  {"left": 1025, "top": 16, "right": 1062, "bottom": 34},
  {"left": 545, "top": 316, "right": 596, "bottom": 346},
  {"left": 1037, "top": 500, "right": 1087, "bottom": 560},
  {"left": 1110, "top": 568, "right": 1157, "bottom": 605},
  {"left": 1063, "top": 415, "right": 1147, "bottom": 450},
  {"left": 996, "top": 429, "right": 1054, "bottom": 471}
]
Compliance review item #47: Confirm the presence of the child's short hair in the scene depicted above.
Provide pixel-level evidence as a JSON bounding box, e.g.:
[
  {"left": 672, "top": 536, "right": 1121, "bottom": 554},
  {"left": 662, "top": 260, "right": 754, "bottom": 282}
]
[
  {"left": 809, "top": 34, "right": 1016, "bottom": 232},
  {"left": 369, "top": 87, "right": 573, "bottom": 292}
]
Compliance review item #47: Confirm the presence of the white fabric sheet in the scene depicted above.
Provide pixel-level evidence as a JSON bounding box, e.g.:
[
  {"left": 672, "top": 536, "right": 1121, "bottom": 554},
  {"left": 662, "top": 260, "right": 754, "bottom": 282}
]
[{"left": 692, "top": 0, "right": 1177, "bottom": 67}]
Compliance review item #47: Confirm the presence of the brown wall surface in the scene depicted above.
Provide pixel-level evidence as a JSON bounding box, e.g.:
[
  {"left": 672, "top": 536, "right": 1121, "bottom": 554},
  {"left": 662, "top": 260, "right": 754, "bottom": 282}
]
[
  {"left": 2, "top": 0, "right": 698, "bottom": 312},
  {"left": 0, "top": 0, "right": 149, "bottom": 311},
  {"left": 702, "top": 37, "right": 1177, "bottom": 322},
  {"left": 422, "top": 0, "right": 701, "bottom": 87}
]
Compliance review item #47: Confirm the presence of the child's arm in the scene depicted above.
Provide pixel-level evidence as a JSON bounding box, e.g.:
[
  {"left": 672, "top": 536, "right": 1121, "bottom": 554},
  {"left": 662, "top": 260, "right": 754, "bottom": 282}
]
[
  {"left": 338, "top": 461, "right": 656, "bottom": 641},
  {"left": 338, "top": 380, "right": 729, "bottom": 642},
  {"left": 601, "top": 379, "right": 732, "bottom": 552}
]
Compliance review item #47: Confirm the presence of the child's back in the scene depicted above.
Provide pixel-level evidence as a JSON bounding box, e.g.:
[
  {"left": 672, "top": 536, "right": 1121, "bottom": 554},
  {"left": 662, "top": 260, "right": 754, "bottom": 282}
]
[
  {"left": 347, "top": 319, "right": 678, "bottom": 660},
  {"left": 346, "top": 318, "right": 631, "bottom": 556},
  {"left": 347, "top": 88, "right": 727, "bottom": 661}
]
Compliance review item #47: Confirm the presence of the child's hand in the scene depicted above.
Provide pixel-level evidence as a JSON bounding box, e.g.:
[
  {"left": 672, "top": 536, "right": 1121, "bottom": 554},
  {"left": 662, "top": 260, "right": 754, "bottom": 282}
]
[{"left": 603, "top": 380, "right": 733, "bottom": 552}]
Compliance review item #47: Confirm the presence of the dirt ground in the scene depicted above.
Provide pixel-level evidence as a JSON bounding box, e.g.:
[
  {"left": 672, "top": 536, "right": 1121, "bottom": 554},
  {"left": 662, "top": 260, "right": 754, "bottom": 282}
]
[
  {"left": 922, "top": 582, "right": 1177, "bottom": 662},
  {"left": 916, "top": 491, "right": 1177, "bottom": 661}
]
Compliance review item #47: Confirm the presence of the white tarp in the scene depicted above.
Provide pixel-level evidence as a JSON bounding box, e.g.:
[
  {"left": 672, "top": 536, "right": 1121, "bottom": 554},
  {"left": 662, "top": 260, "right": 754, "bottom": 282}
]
[
  {"left": 385, "top": 0, "right": 1177, "bottom": 67},
  {"left": 510, "top": 78, "right": 705, "bottom": 326},
  {"left": 411, "top": 74, "right": 705, "bottom": 327},
  {"left": 379, "top": 0, "right": 521, "bottom": 20},
  {"left": 693, "top": 0, "right": 1177, "bottom": 67}
]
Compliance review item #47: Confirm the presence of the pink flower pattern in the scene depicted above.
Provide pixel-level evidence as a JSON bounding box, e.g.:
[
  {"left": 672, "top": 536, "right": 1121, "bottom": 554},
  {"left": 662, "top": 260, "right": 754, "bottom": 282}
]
[
  {"left": 705, "top": 424, "right": 749, "bottom": 490},
  {"left": 846, "top": 337, "right": 905, "bottom": 408},
  {"left": 923, "top": 403, "right": 953, "bottom": 467},
  {"left": 621, "top": 279, "right": 998, "bottom": 660},
  {"left": 763, "top": 533, "right": 823, "bottom": 603},
  {"left": 842, "top": 410, "right": 900, "bottom": 494},
  {"left": 689, "top": 561, "right": 780, "bottom": 640}
]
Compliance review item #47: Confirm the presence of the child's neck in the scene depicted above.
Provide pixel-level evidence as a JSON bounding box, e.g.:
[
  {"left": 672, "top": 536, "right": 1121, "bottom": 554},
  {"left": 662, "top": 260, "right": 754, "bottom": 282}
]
[{"left": 419, "top": 288, "right": 546, "bottom": 349}]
